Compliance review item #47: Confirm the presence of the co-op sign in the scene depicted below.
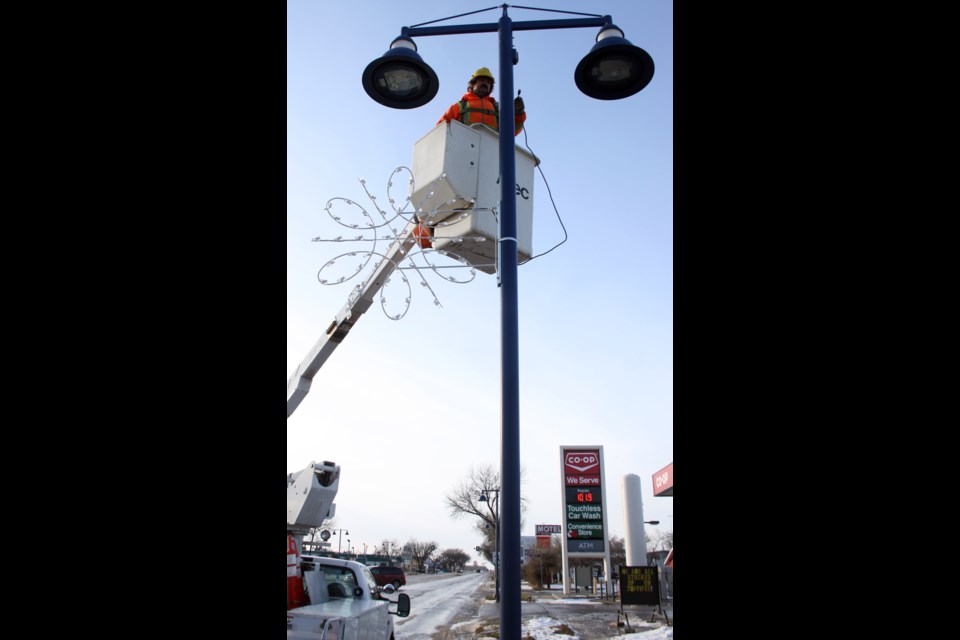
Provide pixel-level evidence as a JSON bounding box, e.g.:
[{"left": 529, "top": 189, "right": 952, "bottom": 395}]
[
  {"left": 652, "top": 462, "right": 673, "bottom": 497},
  {"left": 564, "top": 450, "right": 601, "bottom": 485},
  {"left": 560, "top": 446, "right": 606, "bottom": 554}
]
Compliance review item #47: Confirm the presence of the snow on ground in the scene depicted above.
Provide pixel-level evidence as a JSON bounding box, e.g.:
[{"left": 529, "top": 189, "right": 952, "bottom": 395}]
[{"left": 521, "top": 615, "right": 673, "bottom": 640}]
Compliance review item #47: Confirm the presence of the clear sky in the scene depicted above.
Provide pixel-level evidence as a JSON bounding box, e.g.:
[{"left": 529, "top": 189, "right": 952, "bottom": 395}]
[{"left": 287, "top": 0, "right": 673, "bottom": 564}]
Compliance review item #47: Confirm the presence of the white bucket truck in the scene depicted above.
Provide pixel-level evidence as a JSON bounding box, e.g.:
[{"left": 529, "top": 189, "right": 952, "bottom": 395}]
[{"left": 287, "top": 460, "right": 411, "bottom": 639}]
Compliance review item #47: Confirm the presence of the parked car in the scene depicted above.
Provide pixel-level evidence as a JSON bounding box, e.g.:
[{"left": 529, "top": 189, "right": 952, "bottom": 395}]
[{"left": 370, "top": 565, "right": 406, "bottom": 589}]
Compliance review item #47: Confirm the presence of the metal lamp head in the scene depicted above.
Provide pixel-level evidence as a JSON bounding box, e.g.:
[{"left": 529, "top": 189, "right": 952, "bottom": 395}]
[
  {"left": 574, "top": 24, "right": 655, "bottom": 100},
  {"left": 362, "top": 35, "right": 439, "bottom": 109}
]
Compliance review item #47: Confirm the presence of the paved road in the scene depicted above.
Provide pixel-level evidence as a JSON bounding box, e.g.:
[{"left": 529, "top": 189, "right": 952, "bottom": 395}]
[
  {"left": 393, "top": 572, "right": 487, "bottom": 639},
  {"left": 400, "top": 575, "right": 672, "bottom": 640}
]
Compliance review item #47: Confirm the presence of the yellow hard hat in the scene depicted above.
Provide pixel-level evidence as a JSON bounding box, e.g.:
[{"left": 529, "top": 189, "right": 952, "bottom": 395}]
[{"left": 470, "top": 67, "right": 495, "bottom": 83}]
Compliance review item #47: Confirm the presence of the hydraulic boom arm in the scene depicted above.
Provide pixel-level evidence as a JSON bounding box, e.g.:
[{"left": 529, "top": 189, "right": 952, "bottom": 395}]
[{"left": 287, "top": 221, "right": 418, "bottom": 418}]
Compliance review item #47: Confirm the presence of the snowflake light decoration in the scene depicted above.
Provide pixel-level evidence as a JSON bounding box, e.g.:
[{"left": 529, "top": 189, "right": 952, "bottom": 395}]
[{"left": 310, "top": 167, "right": 499, "bottom": 320}]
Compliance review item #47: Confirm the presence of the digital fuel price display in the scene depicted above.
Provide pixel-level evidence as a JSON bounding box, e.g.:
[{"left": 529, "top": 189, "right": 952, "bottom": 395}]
[
  {"left": 565, "top": 487, "right": 603, "bottom": 539},
  {"left": 566, "top": 487, "right": 602, "bottom": 507}
]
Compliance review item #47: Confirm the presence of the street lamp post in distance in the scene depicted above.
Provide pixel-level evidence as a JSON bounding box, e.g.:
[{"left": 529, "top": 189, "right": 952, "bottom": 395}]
[
  {"left": 362, "top": 6, "right": 655, "bottom": 639},
  {"left": 333, "top": 528, "right": 349, "bottom": 554},
  {"left": 479, "top": 488, "right": 501, "bottom": 603}
]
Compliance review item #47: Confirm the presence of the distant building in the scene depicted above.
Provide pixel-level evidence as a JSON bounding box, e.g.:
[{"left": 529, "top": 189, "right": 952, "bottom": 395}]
[
  {"left": 646, "top": 549, "right": 671, "bottom": 567},
  {"left": 645, "top": 549, "right": 673, "bottom": 599},
  {"left": 520, "top": 536, "right": 537, "bottom": 565}
]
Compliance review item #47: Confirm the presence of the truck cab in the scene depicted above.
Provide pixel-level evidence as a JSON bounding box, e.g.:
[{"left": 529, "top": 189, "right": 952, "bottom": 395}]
[
  {"left": 288, "top": 556, "right": 410, "bottom": 639},
  {"left": 300, "top": 556, "right": 383, "bottom": 600}
]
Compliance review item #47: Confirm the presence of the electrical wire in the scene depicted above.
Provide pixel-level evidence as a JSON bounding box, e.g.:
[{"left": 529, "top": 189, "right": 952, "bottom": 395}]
[{"left": 517, "top": 120, "right": 568, "bottom": 265}]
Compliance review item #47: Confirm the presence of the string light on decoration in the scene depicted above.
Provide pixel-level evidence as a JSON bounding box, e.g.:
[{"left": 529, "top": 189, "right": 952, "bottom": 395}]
[{"left": 309, "top": 166, "right": 487, "bottom": 321}]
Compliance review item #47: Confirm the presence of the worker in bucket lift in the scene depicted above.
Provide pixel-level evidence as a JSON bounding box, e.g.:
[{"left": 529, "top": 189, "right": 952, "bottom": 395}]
[
  {"left": 414, "top": 67, "right": 527, "bottom": 249},
  {"left": 436, "top": 67, "right": 526, "bottom": 136}
]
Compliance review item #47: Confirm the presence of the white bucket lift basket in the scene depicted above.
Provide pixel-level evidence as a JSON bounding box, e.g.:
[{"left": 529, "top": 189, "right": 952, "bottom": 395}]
[{"left": 409, "top": 119, "right": 539, "bottom": 274}]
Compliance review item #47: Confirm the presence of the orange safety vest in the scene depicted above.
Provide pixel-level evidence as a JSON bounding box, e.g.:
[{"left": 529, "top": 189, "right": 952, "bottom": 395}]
[
  {"left": 458, "top": 96, "right": 500, "bottom": 130},
  {"left": 446, "top": 94, "right": 524, "bottom": 136}
]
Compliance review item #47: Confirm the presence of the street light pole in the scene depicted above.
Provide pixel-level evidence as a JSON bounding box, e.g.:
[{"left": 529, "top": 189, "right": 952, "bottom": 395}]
[
  {"left": 496, "top": 9, "right": 520, "bottom": 625},
  {"left": 362, "top": 7, "right": 654, "bottom": 638},
  {"left": 480, "top": 488, "right": 502, "bottom": 602},
  {"left": 495, "top": 491, "right": 500, "bottom": 603},
  {"left": 333, "top": 528, "right": 349, "bottom": 554}
]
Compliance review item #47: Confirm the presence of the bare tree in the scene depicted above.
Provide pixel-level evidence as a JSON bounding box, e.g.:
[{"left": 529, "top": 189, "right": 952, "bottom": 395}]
[
  {"left": 653, "top": 530, "right": 673, "bottom": 550},
  {"left": 522, "top": 537, "right": 562, "bottom": 589},
  {"left": 445, "top": 463, "right": 528, "bottom": 562},
  {"left": 405, "top": 538, "right": 438, "bottom": 573},
  {"left": 609, "top": 535, "right": 626, "bottom": 570},
  {"left": 437, "top": 548, "right": 470, "bottom": 572},
  {"left": 378, "top": 538, "right": 400, "bottom": 563}
]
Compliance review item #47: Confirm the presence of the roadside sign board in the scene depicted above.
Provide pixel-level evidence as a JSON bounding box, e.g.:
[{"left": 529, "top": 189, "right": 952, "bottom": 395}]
[
  {"left": 619, "top": 565, "right": 660, "bottom": 605},
  {"left": 535, "top": 524, "right": 561, "bottom": 549},
  {"left": 652, "top": 462, "right": 673, "bottom": 496},
  {"left": 536, "top": 524, "right": 562, "bottom": 535},
  {"left": 561, "top": 447, "right": 606, "bottom": 553}
]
